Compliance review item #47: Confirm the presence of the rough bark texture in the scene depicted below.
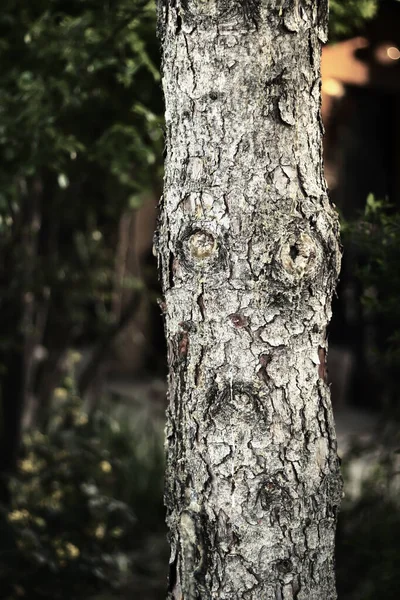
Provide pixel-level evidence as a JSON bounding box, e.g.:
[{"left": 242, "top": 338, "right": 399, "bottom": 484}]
[{"left": 157, "top": 1, "right": 342, "bottom": 599}]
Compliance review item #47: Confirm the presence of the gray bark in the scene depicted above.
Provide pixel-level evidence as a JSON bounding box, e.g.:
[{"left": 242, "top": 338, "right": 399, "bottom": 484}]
[{"left": 157, "top": 1, "right": 342, "bottom": 599}]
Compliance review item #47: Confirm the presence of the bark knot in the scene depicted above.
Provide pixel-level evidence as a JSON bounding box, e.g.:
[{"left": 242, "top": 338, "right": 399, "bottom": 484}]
[
  {"left": 189, "top": 231, "right": 216, "bottom": 259},
  {"left": 206, "top": 381, "right": 267, "bottom": 425},
  {"left": 177, "top": 224, "right": 229, "bottom": 275},
  {"left": 279, "top": 232, "right": 318, "bottom": 280}
]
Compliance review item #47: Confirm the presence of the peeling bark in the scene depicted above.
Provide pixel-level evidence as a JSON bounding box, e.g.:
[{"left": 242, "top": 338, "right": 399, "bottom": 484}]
[{"left": 157, "top": 1, "right": 342, "bottom": 598}]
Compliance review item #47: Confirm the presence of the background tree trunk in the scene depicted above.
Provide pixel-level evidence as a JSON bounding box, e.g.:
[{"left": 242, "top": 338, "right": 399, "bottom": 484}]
[{"left": 157, "top": 1, "right": 342, "bottom": 599}]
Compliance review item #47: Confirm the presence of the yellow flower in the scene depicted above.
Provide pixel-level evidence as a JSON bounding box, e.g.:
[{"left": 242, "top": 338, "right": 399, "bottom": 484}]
[
  {"left": 65, "top": 542, "right": 80, "bottom": 559},
  {"left": 52, "top": 489, "right": 64, "bottom": 502},
  {"left": 69, "top": 351, "right": 82, "bottom": 364},
  {"left": 8, "top": 509, "right": 29, "bottom": 522},
  {"left": 54, "top": 387, "right": 68, "bottom": 400},
  {"left": 95, "top": 524, "right": 106, "bottom": 539},
  {"left": 100, "top": 460, "right": 112, "bottom": 473},
  {"left": 34, "top": 517, "right": 46, "bottom": 528},
  {"left": 76, "top": 413, "right": 88, "bottom": 426},
  {"left": 18, "top": 458, "right": 38, "bottom": 473}
]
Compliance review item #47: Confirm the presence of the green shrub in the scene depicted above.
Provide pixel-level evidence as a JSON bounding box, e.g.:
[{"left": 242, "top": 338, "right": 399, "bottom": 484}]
[
  {"left": 342, "top": 195, "right": 400, "bottom": 409},
  {"left": 0, "top": 395, "right": 165, "bottom": 600},
  {"left": 337, "top": 432, "right": 400, "bottom": 600}
]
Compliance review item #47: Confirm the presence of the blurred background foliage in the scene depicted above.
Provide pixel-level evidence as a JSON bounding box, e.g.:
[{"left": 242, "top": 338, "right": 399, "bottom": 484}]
[
  {"left": 342, "top": 196, "right": 400, "bottom": 413},
  {"left": 0, "top": 391, "right": 166, "bottom": 600},
  {"left": 0, "top": 1, "right": 166, "bottom": 596},
  {"left": 1, "top": 0, "right": 400, "bottom": 599},
  {"left": 329, "top": 0, "right": 377, "bottom": 39},
  {"left": 0, "top": 0, "right": 163, "bottom": 489},
  {"left": 336, "top": 422, "right": 400, "bottom": 600},
  {"left": 0, "top": 0, "right": 162, "bottom": 326}
]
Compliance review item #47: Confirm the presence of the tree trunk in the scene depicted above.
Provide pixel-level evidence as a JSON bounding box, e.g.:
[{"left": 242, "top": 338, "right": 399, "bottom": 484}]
[{"left": 157, "top": 2, "right": 342, "bottom": 599}]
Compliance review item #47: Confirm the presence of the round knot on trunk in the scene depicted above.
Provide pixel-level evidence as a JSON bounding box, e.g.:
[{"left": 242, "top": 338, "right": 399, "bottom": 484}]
[
  {"left": 177, "top": 223, "right": 229, "bottom": 276},
  {"left": 279, "top": 232, "right": 319, "bottom": 280},
  {"left": 189, "top": 230, "right": 216, "bottom": 259}
]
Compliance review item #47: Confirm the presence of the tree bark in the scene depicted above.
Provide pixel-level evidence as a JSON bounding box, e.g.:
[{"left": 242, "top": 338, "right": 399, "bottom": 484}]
[{"left": 157, "top": 2, "right": 342, "bottom": 599}]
